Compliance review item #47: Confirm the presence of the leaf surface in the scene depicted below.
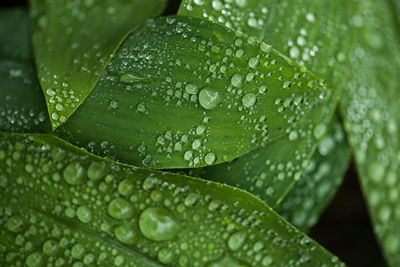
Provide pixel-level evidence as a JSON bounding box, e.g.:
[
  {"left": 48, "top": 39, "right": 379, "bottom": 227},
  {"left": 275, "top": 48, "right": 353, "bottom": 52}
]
[
  {"left": 57, "top": 15, "right": 336, "bottom": 169},
  {"left": 178, "top": 0, "right": 349, "bottom": 206},
  {"left": 337, "top": 0, "right": 400, "bottom": 265},
  {"left": 0, "top": 132, "right": 344, "bottom": 267},
  {"left": 29, "top": 0, "right": 167, "bottom": 129},
  {"left": 0, "top": 8, "right": 51, "bottom": 133},
  {"left": 275, "top": 117, "right": 350, "bottom": 232}
]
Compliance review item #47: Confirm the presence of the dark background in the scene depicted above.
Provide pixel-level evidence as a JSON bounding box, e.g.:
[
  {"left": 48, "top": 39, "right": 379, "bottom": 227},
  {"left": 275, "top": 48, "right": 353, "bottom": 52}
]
[{"left": 1, "top": 0, "right": 387, "bottom": 266}]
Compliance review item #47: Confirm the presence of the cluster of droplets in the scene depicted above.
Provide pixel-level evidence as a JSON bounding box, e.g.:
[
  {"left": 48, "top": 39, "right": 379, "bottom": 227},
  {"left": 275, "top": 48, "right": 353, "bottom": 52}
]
[
  {"left": 276, "top": 119, "right": 349, "bottom": 230},
  {"left": 0, "top": 134, "right": 343, "bottom": 266},
  {"left": 71, "top": 15, "right": 332, "bottom": 168}
]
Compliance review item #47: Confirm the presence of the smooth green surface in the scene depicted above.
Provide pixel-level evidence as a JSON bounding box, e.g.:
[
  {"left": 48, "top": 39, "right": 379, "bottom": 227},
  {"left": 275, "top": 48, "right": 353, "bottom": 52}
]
[
  {"left": 338, "top": 0, "right": 400, "bottom": 265},
  {"left": 0, "top": 8, "right": 51, "bottom": 133},
  {"left": 29, "top": 0, "right": 167, "bottom": 129},
  {"left": 179, "top": 0, "right": 349, "bottom": 206},
  {"left": 0, "top": 132, "right": 344, "bottom": 266},
  {"left": 275, "top": 117, "right": 350, "bottom": 232},
  {"left": 58, "top": 15, "right": 336, "bottom": 169}
]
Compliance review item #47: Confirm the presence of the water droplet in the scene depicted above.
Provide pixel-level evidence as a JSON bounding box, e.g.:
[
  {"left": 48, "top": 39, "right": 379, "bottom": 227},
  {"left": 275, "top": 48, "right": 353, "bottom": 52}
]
[
  {"left": 118, "top": 179, "right": 135, "bottom": 196},
  {"left": 42, "top": 240, "right": 58, "bottom": 256},
  {"left": 231, "top": 74, "right": 243, "bottom": 88},
  {"left": 114, "top": 224, "right": 138, "bottom": 244},
  {"left": 7, "top": 216, "right": 23, "bottom": 233},
  {"left": 248, "top": 57, "right": 259, "bottom": 68},
  {"left": 158, "top": 247, "right": 173, "bottom": 264},
  {"left": 313, "top": 123, "right": 327, "bottom": 139},
  {"left": 368, "top": 161, "right": 385, "bottom": 183},
  {"left": 205, "top": 152, "right": 216, "bottom": 165},
  {"left": 71, "top": 243, "right": 85, "bottom": 259},
  {"left": 139, "top": 207, "right": 180, "bottom": 241},
  {"left": 242, "top": 93, "right": 257, "bottom": 108},
  {"left": 290, "top": 46, "right": 300, "bottom": 59},
  {"left": 108, "top": 198, "right": 135, "bottom": 219},
  {"left": 199, "top": 88, "right": 221, "bottom": 110},
  {"left": 63, "top": 161, "right": 85, "bottom": 185},
  {"left": 228, "top": 230, "right": 247, "bottom": 251},
  {"left": 289, "top": 131, "right": 298, "bottom": 141},
  {"left": 185, "top": 83, "right": 199, "bottom": 94},
  {"left": 235, "top": 0, "right": 247, "bottom": 8},
  {"left": 87, "top": 162, "right": 106, "bottom": 180},
  {"left": 192, "top": 139, "right": 201, "bottom": 150},
  {"left": 184, "top": 150, "right": 193, "bottom": 161},
  {"left": 77, "top": 206, "right": 92, "bottom": 223},
  {"left": 206, "top": 255, "right": 248, "bottom": 267},
  {"left": 26, "top": 252, "right": 44, "bottom": 267}
]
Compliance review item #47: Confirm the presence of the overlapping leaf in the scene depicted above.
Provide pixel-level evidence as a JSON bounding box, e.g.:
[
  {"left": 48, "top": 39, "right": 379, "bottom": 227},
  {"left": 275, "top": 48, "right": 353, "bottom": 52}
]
[
  {"left": 275, "top": 117, "right": 350, "bottom": 232},
  {"left": 56, "top": 15, "right": 336, "bottom": 169},
  {"left": 0, "top": 132, "right": 344, "bottom": 266},
  {"left": 178, "top": 0, "right": 350, "bottom": 207},
  {"left": 0, "top": 9, "right": 51, "bottom": 133},
  {"left": 337, "top": 0, "right": 400, "bottom": 265},
  {"left": 29, "top": 0, "right": 167, "bottom": 129}
]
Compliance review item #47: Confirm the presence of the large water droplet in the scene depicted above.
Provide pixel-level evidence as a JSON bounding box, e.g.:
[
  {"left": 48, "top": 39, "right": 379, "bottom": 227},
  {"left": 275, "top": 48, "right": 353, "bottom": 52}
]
[
  {"left": 228, "top": 230, "right": 247, "bottom": 251},
  {"left": 242, "top": 93, "right": 257, "bottom": 108},
  {"left": 114, "top": 224, "right": 138, "bottom": 244},
  {"left": 108, "top": 198, "right": 135, "bottom": 219},
  {"left": 199, "top": 87, "right": 222, "bottom": 110},
  {"left": 63, "top": 161, "right": 85, "bottom": 185},
  {"left": 139, "top": 207, "right": 180, "bottom": 241}
]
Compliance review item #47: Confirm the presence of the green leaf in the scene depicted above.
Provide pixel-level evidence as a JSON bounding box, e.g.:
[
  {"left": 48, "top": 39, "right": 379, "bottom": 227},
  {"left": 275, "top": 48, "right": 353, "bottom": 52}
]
[
  {"left": 29, "top": 0, "right": 167, "bottom": 130},
  {"left": 275, "top": 117, "right": 350, "bottom": 232},
  {"left": 56, "top": 15, "right": 336, "bottom": 169},
  {"left": 0, "top": 8, "right": 51, "bottom": 133},
  {"left": 193, "top": 91, "right": 339, "bottom": 206},
  {"left": 338, "top": 0, "right": 400, "bottom": 265},
  {"left": 0, "top": 8, "right": 32, "bottom": 62},
  {"left": 0, "top": 132, "right": 344, "bottom": 266},
  {"left": 178, "top": 0, "right": 348, "bottom": 205}
]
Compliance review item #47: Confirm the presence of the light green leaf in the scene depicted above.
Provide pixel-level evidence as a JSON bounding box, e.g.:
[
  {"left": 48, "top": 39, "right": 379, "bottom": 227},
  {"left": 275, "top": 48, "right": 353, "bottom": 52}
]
[
  {"left": 0, "top": 132, "right": 344, "bottom": 266},
  {"left": 275, "top": 117, "right": 350, "bottom": 232},
  {"left": 29, "top": 0, "right": 167, "bottom": 130},
  {"left": 56, "top": 15, "right": 336, "bottom": 169},
  {"left": 338, "top": 0, "right": 400, "bottom": 265},
  {"left": 0, "top": 8, "right": 51, "bottom": 133},
  {"left": 178, "top": 0, "right": 349, "bottom": 205}
]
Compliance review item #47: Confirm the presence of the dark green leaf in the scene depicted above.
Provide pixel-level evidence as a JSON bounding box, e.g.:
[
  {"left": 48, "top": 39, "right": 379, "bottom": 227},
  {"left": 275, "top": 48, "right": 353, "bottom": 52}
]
[
  {"left": 56, "top": 15, "right": 336, "bottom": 169},
  {"left": 275, "top": 117, "right": 350, "bottom": 232},
  {"left": 338, "top": 0, "right": 400, "bottom": 265},
  {"left": 0, "top": 8, "right": 51, "bottom": 133},
  {"left": 0, "top": 132, "right": 344, "bottom": 266},
  {"left": 29, "top": 0, "right": 167, "bottom": 129}
]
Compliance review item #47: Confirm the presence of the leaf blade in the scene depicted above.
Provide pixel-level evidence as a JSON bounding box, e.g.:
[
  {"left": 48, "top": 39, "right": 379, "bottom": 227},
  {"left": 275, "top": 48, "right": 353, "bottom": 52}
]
[
  {"left": 29, "top": 0, "right": 167, "bottom": 129},
  {"left": 56, "top": 15, "right": 336, "bottom": 169},
  {"left": 0, "top": 132, "right": 344, "bottom": 266}
]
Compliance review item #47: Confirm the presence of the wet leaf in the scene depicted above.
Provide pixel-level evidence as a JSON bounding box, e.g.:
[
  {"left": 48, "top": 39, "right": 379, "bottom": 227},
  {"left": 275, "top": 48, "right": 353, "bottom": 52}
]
[
  {"left": 56, "top": 15, "right": 336, "bottom": 169},
  {"left": 338, "top": 0, "right": 400, "bottom": 265},
  {"left": 29, "top": 0, "right": 167, "bottom": 129},
  {"left": 0, "top": 8, "right": 51, "bottom": 133},
  {"left": 275, "top": 118, "right": 350, "bottom": 232},
  {"left": 178, "top": 0, "right": 348, "bottom": 205},
  {"left": 195, "top": 91, "right": 339, "bottom": 206},
  {"left": 0, "top": 132, "right": 344, "bottom": 266}
]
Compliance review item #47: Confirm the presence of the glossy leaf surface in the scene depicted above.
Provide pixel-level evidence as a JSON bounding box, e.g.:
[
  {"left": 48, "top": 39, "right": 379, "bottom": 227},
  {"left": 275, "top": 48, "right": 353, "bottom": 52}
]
[
  {"left": 0, "top": 132, "right": 344, "bottom": 266},
  {"left": 29, "top": 0, "right": 167, "bottom": 129},
  {"left": 57, "top": 15, "right": 336, "bottom": 169}
]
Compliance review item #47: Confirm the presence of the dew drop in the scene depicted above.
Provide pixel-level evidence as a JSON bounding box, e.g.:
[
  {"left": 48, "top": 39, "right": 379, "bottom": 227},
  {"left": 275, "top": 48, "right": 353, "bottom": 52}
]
[
  {"left": 231, "top": 74, "right": 243, "bottom": 88},
  {"left": 242, "top": 93, "right": 257, "bottom": 108},
  {"left": 114, "top": 224, "right": 138, "bottom": 244},
  {"left": 87, "top": 161, "right": 106, "bottom": 180},
  {"left": 228, "top": 230, "right": 247, "bottom": 251},
  {"left": 63, "top": 161, "right": 85, "bottom": 185},
  {"left": 199, "top": 87, "right": 221, "bottom": 110},
  {"left": 77, "top": 206, "right": 92, "bottom": 223},
  {"left": 139, "top": 207, "right": 180, "bottom": 241},
  {"left": 205, "top": 152, "right": 216, "bottom": 165},
  {"left": 108, "top": 198, "right": 135, "bottom": 219}
]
